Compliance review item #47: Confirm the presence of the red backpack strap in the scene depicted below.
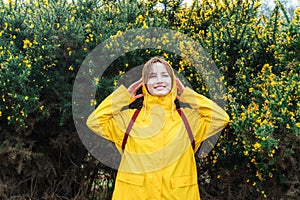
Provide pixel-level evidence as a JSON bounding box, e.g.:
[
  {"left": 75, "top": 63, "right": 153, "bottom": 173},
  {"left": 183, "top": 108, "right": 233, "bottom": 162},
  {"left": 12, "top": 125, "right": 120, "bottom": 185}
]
[
  {"left": 121, "top": 109, "right": 140, "bottom": 152},
  {"left": 177, "top": 108, "right": 196, "bottom": 151}
]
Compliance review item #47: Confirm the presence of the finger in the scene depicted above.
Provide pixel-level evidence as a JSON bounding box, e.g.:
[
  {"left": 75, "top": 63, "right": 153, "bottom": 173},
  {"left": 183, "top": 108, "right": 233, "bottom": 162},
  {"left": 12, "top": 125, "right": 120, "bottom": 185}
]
[
  {"left": 176, "top": 78, "right": 186, "bottom": 95},
  {"left": 176, "top": 78, "right": 183, "bottom": 86},
  {"left": 134, "top": 93, "right": 144, "bottom": 99},
  {"left": 175, "top": 78, "right": 180, "bottom": 87},
  {"left": 128, "top": 78, "right": 142, "bottom": 91},
  {"left": 176, "top": 78, "right": 182, "bottom": 90}
]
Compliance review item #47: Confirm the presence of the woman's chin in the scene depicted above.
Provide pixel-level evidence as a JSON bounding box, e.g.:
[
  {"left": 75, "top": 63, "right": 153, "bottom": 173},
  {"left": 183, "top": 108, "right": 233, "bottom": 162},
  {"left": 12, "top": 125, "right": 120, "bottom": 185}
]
[{"left": 151, "top": 90, "right": 170, "bottom": 96}]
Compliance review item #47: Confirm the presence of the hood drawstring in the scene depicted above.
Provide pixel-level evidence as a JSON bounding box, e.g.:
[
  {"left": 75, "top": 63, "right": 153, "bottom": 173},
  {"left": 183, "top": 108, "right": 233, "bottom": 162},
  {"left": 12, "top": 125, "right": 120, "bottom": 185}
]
[
  {"left": 171, "top": 92, "right": 175, "bottom": 121},
  {"left": 142, "top": 92, "right": 148, "bottom": 121}
]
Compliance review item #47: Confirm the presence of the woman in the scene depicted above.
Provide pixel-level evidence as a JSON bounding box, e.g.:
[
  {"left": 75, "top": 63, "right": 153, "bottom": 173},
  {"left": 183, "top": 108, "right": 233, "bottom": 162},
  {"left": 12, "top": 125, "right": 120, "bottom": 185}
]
[{"left": 86, "top": 57, "right": 229, "bottom": 200}]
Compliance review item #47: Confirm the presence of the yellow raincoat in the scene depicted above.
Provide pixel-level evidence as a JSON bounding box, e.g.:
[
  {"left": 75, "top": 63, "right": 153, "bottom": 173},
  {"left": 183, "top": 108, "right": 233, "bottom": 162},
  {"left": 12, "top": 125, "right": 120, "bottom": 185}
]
[{"left": 86, "top": 64, "right": 229, "bottom": 200}]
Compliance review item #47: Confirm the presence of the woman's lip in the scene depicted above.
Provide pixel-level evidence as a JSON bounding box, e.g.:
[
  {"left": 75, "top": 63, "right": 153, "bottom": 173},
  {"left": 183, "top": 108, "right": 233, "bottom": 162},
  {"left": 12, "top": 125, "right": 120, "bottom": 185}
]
[{"left": 154, "top": 86, "right": 166, "bottom": 89}]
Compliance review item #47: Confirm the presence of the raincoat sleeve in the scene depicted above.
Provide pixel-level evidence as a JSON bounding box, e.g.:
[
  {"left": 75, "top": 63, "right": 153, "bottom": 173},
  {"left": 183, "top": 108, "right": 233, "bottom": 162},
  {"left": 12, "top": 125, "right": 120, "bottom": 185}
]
[
  {"left": 179, "top": 87, "right": 230, "bottom": 146},
  {"left": 86, "top": 85, "right": 135, "bottom": 147}
]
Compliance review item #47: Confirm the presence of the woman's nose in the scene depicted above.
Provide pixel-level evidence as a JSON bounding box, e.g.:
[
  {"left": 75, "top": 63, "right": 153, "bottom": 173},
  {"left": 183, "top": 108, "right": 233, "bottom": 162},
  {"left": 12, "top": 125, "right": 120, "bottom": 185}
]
[{"left": 156, "top": 76, "right": 163, "bottom": 82}]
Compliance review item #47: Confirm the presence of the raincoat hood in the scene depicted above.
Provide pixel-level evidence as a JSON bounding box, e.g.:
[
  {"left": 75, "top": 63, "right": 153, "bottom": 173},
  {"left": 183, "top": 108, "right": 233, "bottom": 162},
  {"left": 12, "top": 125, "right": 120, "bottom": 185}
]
[{"left": 141, "top": 59, "right": 177, "bottom": 120}]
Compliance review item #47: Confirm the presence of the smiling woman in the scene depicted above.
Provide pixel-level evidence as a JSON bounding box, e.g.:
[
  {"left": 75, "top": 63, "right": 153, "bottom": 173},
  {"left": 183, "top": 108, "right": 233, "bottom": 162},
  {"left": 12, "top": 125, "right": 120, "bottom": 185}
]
[{"left": 86, "top": 56, "right": 230, "bottom": 199}]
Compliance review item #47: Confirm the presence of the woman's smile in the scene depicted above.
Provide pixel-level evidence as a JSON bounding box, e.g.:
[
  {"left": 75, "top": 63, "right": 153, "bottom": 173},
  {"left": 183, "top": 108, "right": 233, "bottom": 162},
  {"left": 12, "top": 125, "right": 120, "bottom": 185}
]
[{"left": 154, "top": 85, "right": 166, "bottom": 90}]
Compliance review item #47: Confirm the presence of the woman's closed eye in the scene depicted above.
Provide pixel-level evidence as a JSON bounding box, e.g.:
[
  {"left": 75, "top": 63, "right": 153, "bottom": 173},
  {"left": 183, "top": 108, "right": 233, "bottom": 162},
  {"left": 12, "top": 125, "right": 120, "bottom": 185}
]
[{"left": 149, "top": 74, "right": 157, "bottom": 78}]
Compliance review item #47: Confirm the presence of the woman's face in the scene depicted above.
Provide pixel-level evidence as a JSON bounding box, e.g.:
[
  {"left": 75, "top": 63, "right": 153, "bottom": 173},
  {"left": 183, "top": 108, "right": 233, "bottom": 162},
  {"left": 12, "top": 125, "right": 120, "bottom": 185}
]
[{"left": 146, "top": 62, "right": 172, "bottom": 96}]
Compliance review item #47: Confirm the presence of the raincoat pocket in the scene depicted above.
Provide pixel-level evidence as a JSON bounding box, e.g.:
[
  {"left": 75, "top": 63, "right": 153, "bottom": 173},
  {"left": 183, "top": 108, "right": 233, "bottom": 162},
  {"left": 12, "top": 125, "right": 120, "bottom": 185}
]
[
  {"left": 117, "top": 173, "right": 145, "bottom": 186},
  {"left": 170, "top": 174, "right": 197, "bottom": 188},
  {"left": 113, "top": 173, "right": 145, "bottom": 200}
]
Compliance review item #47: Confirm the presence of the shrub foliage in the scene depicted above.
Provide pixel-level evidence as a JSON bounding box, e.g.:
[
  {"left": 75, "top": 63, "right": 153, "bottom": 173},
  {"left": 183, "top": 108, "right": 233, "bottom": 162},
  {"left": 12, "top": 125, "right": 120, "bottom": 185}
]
[{"left": 0, "top": 0, "right": 299, "bottom": 199}]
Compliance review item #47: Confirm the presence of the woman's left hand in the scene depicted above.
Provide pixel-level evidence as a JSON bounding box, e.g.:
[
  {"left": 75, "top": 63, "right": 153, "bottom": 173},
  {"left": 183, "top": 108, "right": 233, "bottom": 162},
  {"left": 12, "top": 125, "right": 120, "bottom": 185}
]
[{"left": 176, "top": 78, "right": 185, "bottom": 99}]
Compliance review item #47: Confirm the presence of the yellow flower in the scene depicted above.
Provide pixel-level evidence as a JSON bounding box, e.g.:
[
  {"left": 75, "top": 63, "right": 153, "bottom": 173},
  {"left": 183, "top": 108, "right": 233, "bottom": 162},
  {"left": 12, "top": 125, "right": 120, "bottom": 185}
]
[
  {"left": 253, "top": 142, "right": 261, "bottom": 149},
  {"left": 23, "top": 39, "right": 32, "bottom": 49},
  {"left": 241, "top": 112, "right": 245, "bottom": 119},
  {"left": 268, "top": 172, "right": 273, "bottom": 178},
  {"left": 296, "top": 122, "right": 300, "bottom": 128},
  {"left": 142, "top": 21, "right": 148, "bottom": 28},
  {"left": 43, "top": 0, "right": 49, "bottom": 6},
  {"left": 25, "top": 96, "right": 29, "bottom": 100},
  {"left": 270, "top": 149, "right": 276, "bottom": 156},
  {"left": 90, "top": 99, "right": 97, "bottom": 106},
  {"left": 93, "top": 77, "right": 99, "bottom": 85},
  {"left": 222, "top": 148, "right": 226, "bottom": 154}
]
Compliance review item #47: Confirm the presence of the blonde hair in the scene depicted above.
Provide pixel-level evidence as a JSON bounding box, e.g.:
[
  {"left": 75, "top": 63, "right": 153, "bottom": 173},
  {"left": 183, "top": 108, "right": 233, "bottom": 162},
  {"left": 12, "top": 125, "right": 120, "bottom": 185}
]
[{"left": 143, "top": 56, "right": 173, "bottom": 84}]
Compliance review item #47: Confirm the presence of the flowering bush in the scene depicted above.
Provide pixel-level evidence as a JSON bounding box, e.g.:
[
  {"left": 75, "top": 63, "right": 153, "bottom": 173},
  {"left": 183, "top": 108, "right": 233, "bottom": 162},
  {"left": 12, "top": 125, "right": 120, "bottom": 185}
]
[{"left": 0, "top": 0, "right": 299, "bottom": 199}]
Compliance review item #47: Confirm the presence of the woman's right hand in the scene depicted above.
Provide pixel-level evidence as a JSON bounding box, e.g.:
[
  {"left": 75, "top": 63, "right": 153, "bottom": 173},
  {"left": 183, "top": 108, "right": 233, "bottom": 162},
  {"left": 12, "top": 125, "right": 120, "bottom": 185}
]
[
  {"left": 127, "top": 78, "right": 144, "bottom": 99},
  {"left": 176, "top": 78, "right": 185, "bottom": 99}
]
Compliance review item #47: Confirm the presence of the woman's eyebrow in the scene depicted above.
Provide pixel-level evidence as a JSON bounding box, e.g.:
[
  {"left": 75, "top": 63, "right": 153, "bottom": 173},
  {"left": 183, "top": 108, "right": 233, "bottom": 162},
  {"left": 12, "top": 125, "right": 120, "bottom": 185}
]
[{"left": 149, "top": 72, "right": 157, "bottom": 75}]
